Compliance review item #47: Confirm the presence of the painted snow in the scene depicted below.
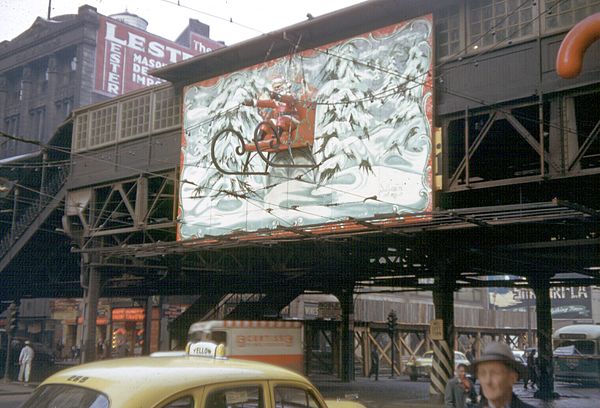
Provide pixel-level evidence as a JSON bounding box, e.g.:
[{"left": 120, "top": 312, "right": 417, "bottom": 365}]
[{"left": 179, "top": 16, "right": 433, "bottom": 240}]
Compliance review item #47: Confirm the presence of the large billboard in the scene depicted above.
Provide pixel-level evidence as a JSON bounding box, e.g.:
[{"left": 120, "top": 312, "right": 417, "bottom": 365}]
[
  {"left": 490, "top": 287, "right": 593, "bottom": 320},
  {"left": 95, "top": 16, "right": 208, "bottom": 96},
  {"left": 179, "top": 16, "right": 433, "bottom": 240}
]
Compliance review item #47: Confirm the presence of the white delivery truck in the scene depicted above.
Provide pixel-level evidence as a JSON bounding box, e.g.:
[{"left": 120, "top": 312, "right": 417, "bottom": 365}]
[{"left": 188, "top": 320, "right": 304, "bottom": 373}]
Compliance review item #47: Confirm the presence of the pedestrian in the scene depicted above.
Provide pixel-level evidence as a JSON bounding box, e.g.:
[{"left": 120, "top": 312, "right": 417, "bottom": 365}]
[
  {"left": 445, "top": 363, "right": 477, "bottom": 408},
  {"left": 473, "top": 342, "right": 534, "bottom": 408},
  {"left": 101, "top": 339, "right": 110, "bottom": 359},
  {"left": 54, "top": 341, "right": 63, "bottom": 360},
  {"left": 18, "top": 340, "right": 35, "bottom": 385},
  {"left": 524, "top": 349, "right": 537, "bottom": 389},
  {"left": 368, "top": 346, "right": 379, "bottom": 380},
  {"left": 465, "top": 346, "right": 474, "bottom": 364}
]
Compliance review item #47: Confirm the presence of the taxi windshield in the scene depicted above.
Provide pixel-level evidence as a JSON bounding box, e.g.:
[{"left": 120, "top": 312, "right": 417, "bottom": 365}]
[{"left": 21, "top": 384, "right": 109, "bottom": 408}]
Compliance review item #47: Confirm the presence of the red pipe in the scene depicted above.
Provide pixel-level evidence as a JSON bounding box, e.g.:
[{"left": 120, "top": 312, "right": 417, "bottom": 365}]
[{"left": 556, "top": 13, "right": 600, "bottom": 78}]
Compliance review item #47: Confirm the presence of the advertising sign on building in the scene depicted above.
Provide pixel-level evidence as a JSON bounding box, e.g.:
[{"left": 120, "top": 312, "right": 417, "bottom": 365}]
[
  {"left": 179, "top": 15, "right": 433, "bottom": 240},
  {"left": 490, "top": 286, "right": 593, "bottom": 319},
  {"left": 189, "top": 32, "right": 223, "bottom": 54},
  {"left": 95, "top": 16, "right": 201, "bottom": 96}
]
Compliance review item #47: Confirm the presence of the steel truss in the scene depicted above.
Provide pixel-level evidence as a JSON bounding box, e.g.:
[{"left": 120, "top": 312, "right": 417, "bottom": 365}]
[{"left": 444, "top": 89, "right": 600, "bottom": 191}]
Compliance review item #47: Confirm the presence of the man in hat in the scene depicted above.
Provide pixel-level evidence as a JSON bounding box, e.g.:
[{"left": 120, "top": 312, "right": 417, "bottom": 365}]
[
  {"left": 18, "top": 340, "right": 35, "bottom": 385},
  {"left": 473, "top": 342, "right": 534, "bottom": 408}
]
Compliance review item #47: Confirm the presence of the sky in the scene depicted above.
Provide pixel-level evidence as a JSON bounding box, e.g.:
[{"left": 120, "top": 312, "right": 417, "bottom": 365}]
[{"left": 0, "top": 0, "right": 366, "bottom": 46}]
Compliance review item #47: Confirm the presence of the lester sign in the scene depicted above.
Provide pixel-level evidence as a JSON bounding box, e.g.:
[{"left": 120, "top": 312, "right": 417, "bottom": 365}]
[{"left": 95, "top": 16, "right": 200, "bottom": 96}]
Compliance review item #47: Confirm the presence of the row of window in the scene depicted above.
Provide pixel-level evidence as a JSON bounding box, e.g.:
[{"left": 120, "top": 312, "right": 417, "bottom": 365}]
[
  {"left": 436, "top": 0, "right": 600, "bottom": 58},
  {"left": 1, "top": 96, "right": 75, "bottom": 157},
  {"left": 3, "top": 56, "right": 77, "bottom": 104},
  {"left": 73, "top": 86, "right": 181, "bottom": 152}
]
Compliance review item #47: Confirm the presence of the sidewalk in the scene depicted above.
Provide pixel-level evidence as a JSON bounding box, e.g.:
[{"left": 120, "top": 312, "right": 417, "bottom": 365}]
[{"left": 0, "top": 381, "right": 38, "bottom": 396}]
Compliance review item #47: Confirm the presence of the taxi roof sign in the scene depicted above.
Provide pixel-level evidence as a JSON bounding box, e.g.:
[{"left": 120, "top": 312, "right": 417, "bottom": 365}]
[{"left": 186, "top": 341, "right": 226, "bottom": 358}]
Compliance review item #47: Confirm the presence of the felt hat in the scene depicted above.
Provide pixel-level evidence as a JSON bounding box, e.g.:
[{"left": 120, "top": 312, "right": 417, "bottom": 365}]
[{"left": 473, "top": 342, "right": 526, "bottom": 378}]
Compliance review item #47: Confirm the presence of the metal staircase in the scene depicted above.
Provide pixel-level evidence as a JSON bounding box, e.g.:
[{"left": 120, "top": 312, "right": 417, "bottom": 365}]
[{"left": 0, "top": 165, "right": 70, "bottom": 272}]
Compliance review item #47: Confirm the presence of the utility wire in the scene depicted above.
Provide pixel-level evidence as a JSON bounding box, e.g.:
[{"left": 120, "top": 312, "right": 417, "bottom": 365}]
[{"left": 0, "top": 0, "right": 587, "bottom": 235}]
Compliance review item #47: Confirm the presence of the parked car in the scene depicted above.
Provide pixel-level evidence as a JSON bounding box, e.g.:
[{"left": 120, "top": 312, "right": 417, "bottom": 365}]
[
  {"left": 406, "top": 350, "right": 471, "bottom": 381},
  {"left": 512, "top": 349, "right": 526, "bottom": 365},
  {"left": 21, "top": 341, "right": 367, "bottom": 408}
]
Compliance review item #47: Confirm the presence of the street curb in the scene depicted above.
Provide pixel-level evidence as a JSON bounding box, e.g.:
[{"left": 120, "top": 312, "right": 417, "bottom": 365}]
[{"left": 0, "top": 391, "right": 33, "bottom": 396}]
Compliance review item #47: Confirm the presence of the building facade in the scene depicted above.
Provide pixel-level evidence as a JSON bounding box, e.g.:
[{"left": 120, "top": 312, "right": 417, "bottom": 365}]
[{"left": 0, "top": 4, "right": 221, "bottom": 160}]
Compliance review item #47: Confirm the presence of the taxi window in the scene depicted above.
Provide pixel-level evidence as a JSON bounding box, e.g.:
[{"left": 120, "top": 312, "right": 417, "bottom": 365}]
[
  {"left": 163, "top": 396, "right": 193, "bottom": 408},
  {"left": 21, "top": 384, "right": 109, "bottom": 408},
  {"left": 274, "top": 386, "right": 320, "bottom": 408},
  {"left": 205, "top": 385, "right": 263, "bottom": 408}
]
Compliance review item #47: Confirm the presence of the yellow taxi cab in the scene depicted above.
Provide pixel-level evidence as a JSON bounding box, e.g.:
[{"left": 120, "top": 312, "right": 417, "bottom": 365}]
[{"left": 20, "top": 341, "right": 366, "bottom": 408}]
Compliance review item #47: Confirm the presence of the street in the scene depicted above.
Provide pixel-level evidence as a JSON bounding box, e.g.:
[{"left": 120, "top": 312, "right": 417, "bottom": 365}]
[
  {"left": 1, "top": 375, "right": 599, "bottom": 408},
  {"left": 0, "top": 394, "right": 26, "bottom": 408}
]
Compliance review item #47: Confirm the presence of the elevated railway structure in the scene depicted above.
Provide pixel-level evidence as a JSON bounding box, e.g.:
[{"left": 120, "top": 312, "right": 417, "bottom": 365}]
[{"left": 0, "top": 0, "right": 599, "bottom": 402}]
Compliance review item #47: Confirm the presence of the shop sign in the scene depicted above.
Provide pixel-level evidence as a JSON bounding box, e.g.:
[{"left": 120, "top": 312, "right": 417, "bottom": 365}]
[{"left": 112, "top": 307, "right": 145, "bottom": 322}]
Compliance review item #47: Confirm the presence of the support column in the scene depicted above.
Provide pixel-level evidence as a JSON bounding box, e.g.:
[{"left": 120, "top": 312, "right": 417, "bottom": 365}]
[
  {"left": 81, "top": 264, "right": 101, "bottom": 363},
  {"left": 532, "top": 280, "right": 557, "bottom": 400},
  {"left": 143, "top": 296, "right": 153, "bottom": 355},
  {"left": 430, "top": 269, "right": 456, "bottom": 401},
  {"left": 338, "top": 287, "right": 355, "bottom": 382}
]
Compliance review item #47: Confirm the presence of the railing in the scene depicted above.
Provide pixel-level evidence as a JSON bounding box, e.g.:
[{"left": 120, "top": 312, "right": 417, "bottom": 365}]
[
  {"left": 201, "top": 293, "right": 265, "bottom": 321},
  {"left": 0, "top": 165, "right": 70, "bottom": 259}
]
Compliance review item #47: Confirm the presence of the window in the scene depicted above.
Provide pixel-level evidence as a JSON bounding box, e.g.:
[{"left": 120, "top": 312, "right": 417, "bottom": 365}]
[
  {"left": 21, "top": 384, "right": 109, "bottom": 408},
  {"left": 57, "top": 97, "right": 74, "bottom": 117},
  {"left": 70, "top": 56, "right": 78, "bottom": 81},
  {"left": 436, "top": 5, "right": 462, "bottom": 58},
  {"left": 544, "top": 0, "right": 600, "bottom": 31},
  {"left": 74, "top": 113, "right": 89, "bottom": 151},
  {"left": 274, "top": 386, "right": 321, "bottom": 408},
  {"left": 468, "top": 0, "right": 535, "bottom": 50},
  {"left": 556, "top": 340, "right": 596, "bottom": 355},
  {"left": 30, "top": 107, "right": 46, "bottom": 141},
  {"left": 89, "top": 105, "right": 118, "bottom": 147},
  {"left": 162, "top": 396, "right": 194, "bottom": 408},
  {"left": 4, "top": 115, "right": 19, "bottom": 137},
  {"left": 205, "top": 385, "right": 264, "bottom": 408},
  {"left": 121, "top": 94, "right": 151, "bottom": 139},
  {"left": 154, "top": 87, "right": 181, "bottom": 130}
]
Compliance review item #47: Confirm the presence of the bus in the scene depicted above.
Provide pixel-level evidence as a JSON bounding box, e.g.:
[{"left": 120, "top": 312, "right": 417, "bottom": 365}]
[
  {"left": 188, "top": 320, "right": 304, "bottom": 373},
  {"left": 553, "top": 324, "right": 600, "bottom": 385}
]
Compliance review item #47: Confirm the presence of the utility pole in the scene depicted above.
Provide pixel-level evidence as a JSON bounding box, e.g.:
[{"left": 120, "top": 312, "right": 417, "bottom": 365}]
[
  {"left": 47, "top": 0, "right": 52, "bottom": 19},
  {"left": 3, "top": 301, "right": 19, "bottom": 383}
]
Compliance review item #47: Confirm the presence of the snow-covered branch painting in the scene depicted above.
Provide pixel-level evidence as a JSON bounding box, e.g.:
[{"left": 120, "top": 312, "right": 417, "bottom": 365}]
[{"left": 179, "top": 15, "right": 433, "bottom": 240}]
